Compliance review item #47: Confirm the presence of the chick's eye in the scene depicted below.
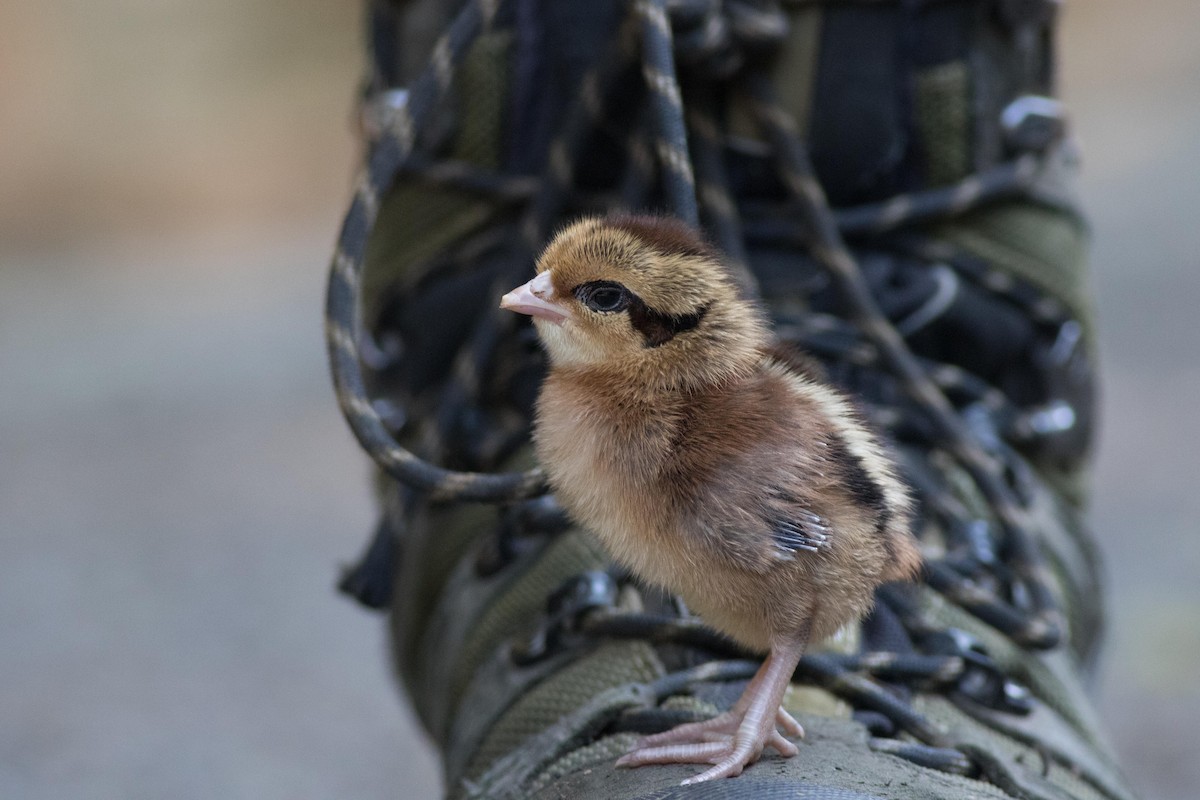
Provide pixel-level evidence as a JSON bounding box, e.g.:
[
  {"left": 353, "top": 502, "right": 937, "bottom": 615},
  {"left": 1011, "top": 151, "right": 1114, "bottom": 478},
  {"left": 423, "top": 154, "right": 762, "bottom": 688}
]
[
  {"left": 589, "top": 288, "right": 624, "bottom": 310},
  {"left": 575, "top": 282, "right": 630, "bottom": 313}
]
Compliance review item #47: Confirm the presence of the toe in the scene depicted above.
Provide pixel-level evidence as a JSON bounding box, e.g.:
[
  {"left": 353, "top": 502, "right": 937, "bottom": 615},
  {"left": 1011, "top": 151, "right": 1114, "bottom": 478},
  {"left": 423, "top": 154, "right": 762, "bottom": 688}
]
[
  {"left": 776, "top": 707, "right": 805, "bottom": 739},
  {"left": 634, "top": 711, "right": 738, "bottom": 748},
  {"left": 680, "top": 756, "right": 748, "bottom": 785},
  {"left": 616, "top": 741, "right": 729, "bottom": 768},
  {"left": 768, "top": 731, "right": 799, "bottom": 757}
]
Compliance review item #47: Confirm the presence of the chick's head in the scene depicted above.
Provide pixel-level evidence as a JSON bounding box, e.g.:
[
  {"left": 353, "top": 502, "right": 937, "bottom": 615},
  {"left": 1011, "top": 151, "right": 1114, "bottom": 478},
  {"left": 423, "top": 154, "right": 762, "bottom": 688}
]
[{"left": 502, "top": 215, "right": 766, "bottom": 380}]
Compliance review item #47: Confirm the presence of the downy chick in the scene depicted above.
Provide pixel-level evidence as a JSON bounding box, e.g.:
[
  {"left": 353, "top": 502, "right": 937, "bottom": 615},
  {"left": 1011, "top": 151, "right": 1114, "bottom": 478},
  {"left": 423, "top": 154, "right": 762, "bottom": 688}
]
[{"left": 500, "top": 214, "right": 921, "bottom": 784}]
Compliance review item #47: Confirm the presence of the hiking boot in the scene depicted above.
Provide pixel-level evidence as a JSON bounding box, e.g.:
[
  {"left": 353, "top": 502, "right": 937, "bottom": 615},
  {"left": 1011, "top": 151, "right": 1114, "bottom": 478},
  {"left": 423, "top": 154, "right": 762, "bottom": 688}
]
[{"left": 329, "top": 1, "right": 1139, "bottom": 798}]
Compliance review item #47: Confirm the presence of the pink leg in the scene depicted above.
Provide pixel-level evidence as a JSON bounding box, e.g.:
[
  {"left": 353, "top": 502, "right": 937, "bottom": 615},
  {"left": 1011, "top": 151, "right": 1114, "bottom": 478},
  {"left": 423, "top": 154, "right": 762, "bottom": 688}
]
[{"left": 616, "top": 632, "right": 809, "bottom": 784}]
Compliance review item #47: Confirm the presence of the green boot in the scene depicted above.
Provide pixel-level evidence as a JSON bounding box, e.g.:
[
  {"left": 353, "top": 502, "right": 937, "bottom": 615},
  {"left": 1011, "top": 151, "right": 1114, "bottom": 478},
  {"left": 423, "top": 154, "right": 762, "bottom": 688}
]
[{"left": 330, "top": 1, "right": 1137, "bottom": 798}]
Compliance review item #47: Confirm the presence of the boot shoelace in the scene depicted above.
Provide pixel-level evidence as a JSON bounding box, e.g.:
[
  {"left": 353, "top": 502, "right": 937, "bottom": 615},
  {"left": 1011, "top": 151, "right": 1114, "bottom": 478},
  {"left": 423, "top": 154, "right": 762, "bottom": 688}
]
[{"left": 327, "top": 0, "right": 1092, "bottom": 789}]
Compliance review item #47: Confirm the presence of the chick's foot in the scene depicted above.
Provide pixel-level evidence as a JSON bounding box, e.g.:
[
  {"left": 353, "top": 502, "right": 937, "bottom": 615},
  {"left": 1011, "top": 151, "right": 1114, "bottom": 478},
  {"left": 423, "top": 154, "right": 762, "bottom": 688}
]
[
  {"left": 615, "top": 708, "right": 800, "bottom": 782},
  {"left": 616, "top": 638, "right": 807, "bottom": 784},
  {"left": 630, "top": 706, "right": 803, "bottom": 751}
]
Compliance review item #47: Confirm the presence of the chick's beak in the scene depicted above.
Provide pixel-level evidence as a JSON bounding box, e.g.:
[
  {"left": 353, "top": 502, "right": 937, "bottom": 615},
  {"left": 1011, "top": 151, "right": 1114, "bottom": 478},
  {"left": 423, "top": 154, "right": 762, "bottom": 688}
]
[{"left": 500, "top": 271, "right": 570, "bottom": 325}]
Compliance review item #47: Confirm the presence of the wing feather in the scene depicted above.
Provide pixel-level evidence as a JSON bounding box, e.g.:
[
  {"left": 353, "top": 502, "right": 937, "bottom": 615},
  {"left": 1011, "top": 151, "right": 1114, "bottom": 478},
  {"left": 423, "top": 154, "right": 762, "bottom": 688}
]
[{"left": 769, "top": 509, "right": 832, "bottom": 558}]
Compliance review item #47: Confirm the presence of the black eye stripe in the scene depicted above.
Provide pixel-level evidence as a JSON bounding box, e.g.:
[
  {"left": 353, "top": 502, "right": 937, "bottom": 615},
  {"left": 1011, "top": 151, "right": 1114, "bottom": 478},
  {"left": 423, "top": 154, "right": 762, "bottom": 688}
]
[{"left": 630, "top": 302, "right": 709, "bottom": 348}]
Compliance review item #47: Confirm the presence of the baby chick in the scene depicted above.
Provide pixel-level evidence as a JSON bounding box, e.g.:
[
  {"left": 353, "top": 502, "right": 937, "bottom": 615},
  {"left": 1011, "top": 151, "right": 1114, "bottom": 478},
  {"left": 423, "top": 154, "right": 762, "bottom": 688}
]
[{"left": 500, "top": 214, "right": 922, "bottom": 784}]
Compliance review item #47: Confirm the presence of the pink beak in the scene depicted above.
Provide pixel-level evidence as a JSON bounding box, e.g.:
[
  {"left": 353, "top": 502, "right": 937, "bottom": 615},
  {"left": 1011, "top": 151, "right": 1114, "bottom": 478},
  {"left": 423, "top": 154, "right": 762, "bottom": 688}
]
[{"left": 500, "top": 271, "right": 570, "bottom": 325}]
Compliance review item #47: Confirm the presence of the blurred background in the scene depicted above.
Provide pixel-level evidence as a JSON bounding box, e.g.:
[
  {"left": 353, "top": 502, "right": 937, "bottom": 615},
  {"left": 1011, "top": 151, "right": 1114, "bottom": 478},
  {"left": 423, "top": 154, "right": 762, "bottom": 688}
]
[{"left": 1, "top": 1, "right": 1196, "bottom": 798}]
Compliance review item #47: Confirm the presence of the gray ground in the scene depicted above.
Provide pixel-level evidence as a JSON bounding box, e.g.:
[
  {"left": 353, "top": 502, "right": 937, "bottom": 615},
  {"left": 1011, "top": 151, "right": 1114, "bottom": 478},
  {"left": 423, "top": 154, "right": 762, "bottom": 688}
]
[{"left": 1, "top": 1, "right": 1197, "bottom": 799}]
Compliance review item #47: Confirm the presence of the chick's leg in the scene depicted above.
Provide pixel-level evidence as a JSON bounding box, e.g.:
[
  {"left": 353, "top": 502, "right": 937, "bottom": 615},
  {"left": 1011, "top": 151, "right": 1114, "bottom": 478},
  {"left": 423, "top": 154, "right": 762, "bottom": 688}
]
[{"left": 616, "top": 634, "right": 808, "bottom": 784}]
